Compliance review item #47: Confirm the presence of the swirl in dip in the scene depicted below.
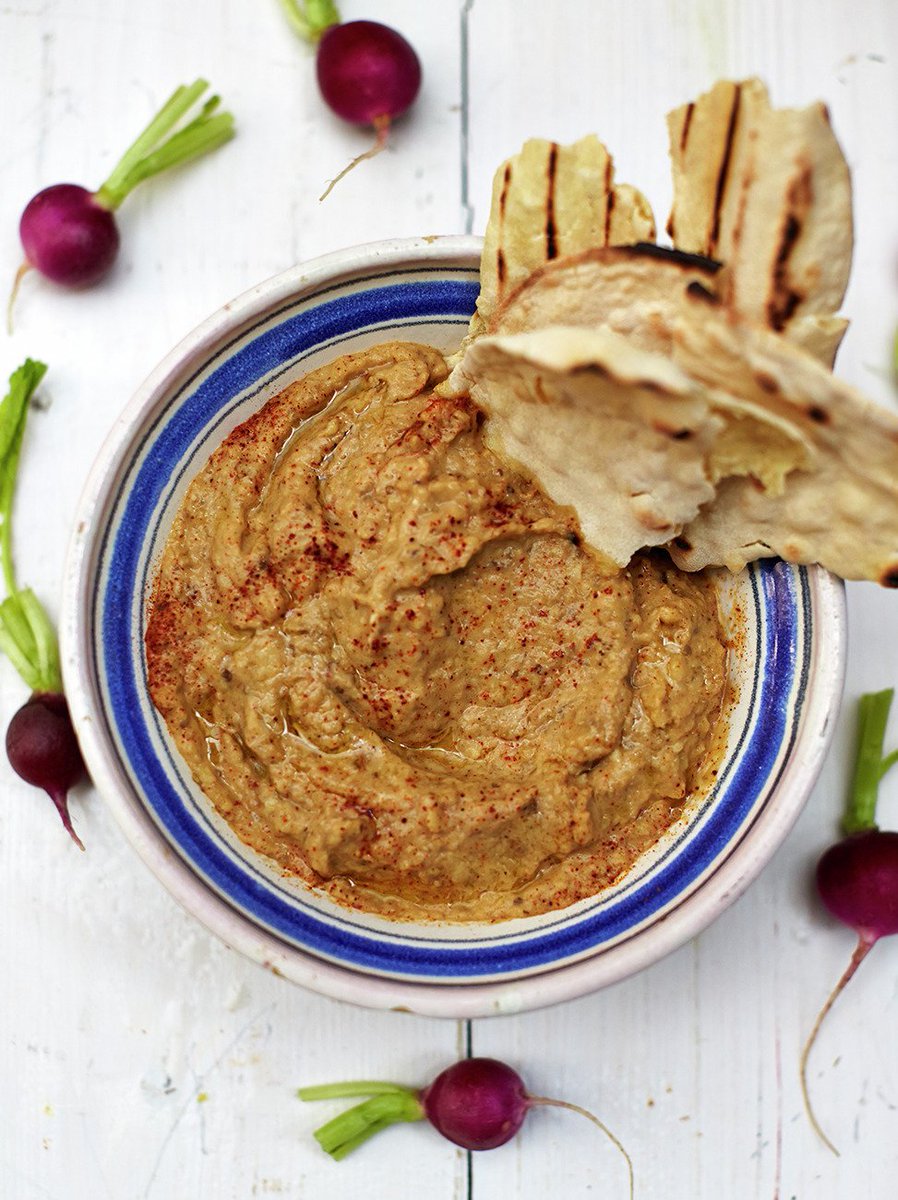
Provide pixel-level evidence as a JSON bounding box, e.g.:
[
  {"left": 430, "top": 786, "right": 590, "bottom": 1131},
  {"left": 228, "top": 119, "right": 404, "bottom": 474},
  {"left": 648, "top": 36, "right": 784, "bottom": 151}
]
[{"left": 146, "top": 341, "right": 728, "bottom": 921}]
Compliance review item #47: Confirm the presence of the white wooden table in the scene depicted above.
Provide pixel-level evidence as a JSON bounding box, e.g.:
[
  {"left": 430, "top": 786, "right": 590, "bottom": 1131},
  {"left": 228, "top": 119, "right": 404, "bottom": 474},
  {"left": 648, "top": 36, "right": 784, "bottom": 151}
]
[{"left": 2, "top": 2, "right": 897, "bottom": 1196}]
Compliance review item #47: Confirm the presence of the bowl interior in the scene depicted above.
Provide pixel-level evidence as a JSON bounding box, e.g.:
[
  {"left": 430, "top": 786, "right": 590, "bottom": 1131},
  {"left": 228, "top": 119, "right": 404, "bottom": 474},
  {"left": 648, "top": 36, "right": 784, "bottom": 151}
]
[{"left": 64, "top": 237, "right": 844, "bottom": 1007}]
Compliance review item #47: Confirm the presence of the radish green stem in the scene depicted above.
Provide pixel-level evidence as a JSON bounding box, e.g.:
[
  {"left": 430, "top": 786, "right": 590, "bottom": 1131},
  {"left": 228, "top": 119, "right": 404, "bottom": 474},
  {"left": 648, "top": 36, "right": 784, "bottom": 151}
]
[
  {"left": 0, "top": 604, "right": 39, "bottom": 687},
  {"left": 94, "top": 80, "right": 235, "bottom": 211},
  {"left": 276, "top": 0, "right": 340, "bottom": 43},
  {"left": 844, "top": 689, "right": 898, "bottom": 834},
  {"left": 0, "top": 360, "right": 45, "bottom": 596},
  {"left": 329, "top": 1116, "right": 397, "bottom": 1161},
  {"left": 299, "top": 1085, "right": 424, "bottom": 1159},
  {"left": 298, "top": 1081, "right": 417, "bottom": 1101},
  {"left": 0, "top": 406, "right": 27, "bottom": 597},
  {"left": 0, "top": 361, "right": 61, "bottom": 694}
]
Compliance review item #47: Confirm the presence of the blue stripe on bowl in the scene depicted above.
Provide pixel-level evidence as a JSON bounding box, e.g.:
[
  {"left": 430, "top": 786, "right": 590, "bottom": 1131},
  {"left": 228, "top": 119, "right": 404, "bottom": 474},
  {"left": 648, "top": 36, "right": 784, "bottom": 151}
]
[{"left": 93, "top": 272, "right": 811, "bottom": 982}]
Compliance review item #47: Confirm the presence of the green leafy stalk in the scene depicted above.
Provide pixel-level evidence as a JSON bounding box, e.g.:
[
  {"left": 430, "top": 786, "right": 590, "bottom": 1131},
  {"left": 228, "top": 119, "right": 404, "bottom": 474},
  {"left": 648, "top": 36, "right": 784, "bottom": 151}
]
[
  {"left": 299, "top": 1081, "right": 418, "bottom": 1101},
  {"left": 298, "top": 1080, "right": 423, "bottom": 1160},
  {"left": 843, "top": 689, "right": 898, "bottom": 835},
  {"left": 276, "top": 0, "right": 341, "bottom": 43},
  {"left": 94, "top": 80, "right": 235, "bottom": 211},
  {"left": 0, "top": 384, "right": 30, "bottom": 597},
  {"left": 0, "top": 360, "right": 61, "bottom": 695}
]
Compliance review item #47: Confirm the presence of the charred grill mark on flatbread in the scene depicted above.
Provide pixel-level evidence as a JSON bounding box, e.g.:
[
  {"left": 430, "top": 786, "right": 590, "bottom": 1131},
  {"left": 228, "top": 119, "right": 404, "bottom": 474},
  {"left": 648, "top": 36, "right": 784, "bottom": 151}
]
[
  {"left": 879, "top": 566, "right": 898, "bottom": 589},
  {"left": 545, "top": 143, "right": 559, "bottom": 260},
  {"left": 495, "top": 163, "right": 513, "bottom": 298},
  {"left": 623, "top": 242, "right": 723, "bottom": 273},
  {"left": 807, "top": 404, "right": 829, "bottom": 424},
  {"left": 686, "top": 280, "right": 719, "bottom": 304},
  {"left": 603, "top": 156, "right": 613, "bottom": 243},
  {"left": 680, "top": 102, "right": 695, "bottom": 151},
  {"left": 571, "top": 362, "right": 612, "bottom": 382},
  {"left": 767, "top": 165, "right": 813, "bottom": 331},
  {"left": 498, "top": 163, "right": 512, "bottom": 218},
  {"left": 672, "top": 535, "right": 693, "bottom": 552},
  {"left": 630, "top": 378, "right": 678, "bottom": 396},
  {"left": 754, "top": 370, "right": 780, "bottom": 394},
  {"left": 653, "top": 421, "right": 694, "bottom": 439},
  {"left": 727, "top": 162, "right": 751, "bottom": 265},
  {"left": 768, "top": 217, "right": 802, "bottom": 327},
  {"left": 709, "top": 83, "right": 742, "bottom": 254},
  {"left": 570, "top": 362, "right": 680, "bottom": 399}
]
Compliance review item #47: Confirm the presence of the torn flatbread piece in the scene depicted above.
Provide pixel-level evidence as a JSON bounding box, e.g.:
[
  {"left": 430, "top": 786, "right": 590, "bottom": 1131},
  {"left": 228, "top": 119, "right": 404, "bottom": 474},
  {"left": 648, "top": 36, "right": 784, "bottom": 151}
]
[
  {"left": 446, "top": 324, "right": 723, "bottom": 567},
  {"left": 463, "top": 244, "right": 898, "bottom": 583},
  {"left": 666, "top": 78, "right": 853, "bottom": 365},
  {"left": 489, "top": 246, "right": 813, "bottom": 493},
  {"left": 491, "top": 243, "right": 723, "bottom": 345},
  {"left": 666, "top": 316, "right": 898, "bottom": 583},
  {"left": 474, "top": 135, "right": 655, "bottom": 337}
]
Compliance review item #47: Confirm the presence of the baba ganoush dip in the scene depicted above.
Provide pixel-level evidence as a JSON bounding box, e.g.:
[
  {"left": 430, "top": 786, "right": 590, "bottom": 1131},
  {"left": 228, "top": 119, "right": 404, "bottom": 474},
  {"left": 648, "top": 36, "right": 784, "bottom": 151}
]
[{"left": 146, "top": 341, "right": 728, "bottom": 921}]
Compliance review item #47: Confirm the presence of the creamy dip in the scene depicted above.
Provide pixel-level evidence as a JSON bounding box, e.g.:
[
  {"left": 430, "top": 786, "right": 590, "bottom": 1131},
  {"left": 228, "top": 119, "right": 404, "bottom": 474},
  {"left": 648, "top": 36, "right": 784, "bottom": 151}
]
[{"left": 146, "top": 341, "right": 728, "bottom": 921}]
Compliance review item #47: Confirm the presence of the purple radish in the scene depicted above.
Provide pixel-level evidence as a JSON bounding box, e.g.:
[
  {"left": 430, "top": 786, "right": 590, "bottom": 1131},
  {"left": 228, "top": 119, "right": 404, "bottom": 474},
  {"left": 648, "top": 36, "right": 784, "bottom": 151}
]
[
  {"left": 299, "top": 1057, "right": 633, "bottom": 1195},
  {"left": 19, "top": 185, "right": 120, "bottom": 290},
  {"left": 7, "top": 693, "right": 86, "bottom": 850},
  {"left": 423, "top": 1057, "right": 529, "bottom": 1150},
  {"left": 800, "top": 688, "right": 898, "bottom": 1153},
  {"left": 277, "top": 0, "right": 422, "bottom": 198},
  {"left": 9, "top": 80, "right": 234, "bottom": 327},
  {"left": 0, "top": 360, "right": 87, "bottom": 846},
  {"left": 316, "top": 20, "right": 421, "bottom": 128}
]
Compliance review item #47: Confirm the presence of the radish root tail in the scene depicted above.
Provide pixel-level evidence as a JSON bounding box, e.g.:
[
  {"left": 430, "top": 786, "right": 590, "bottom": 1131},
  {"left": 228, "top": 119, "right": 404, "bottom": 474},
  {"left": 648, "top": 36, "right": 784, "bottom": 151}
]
[
  {"left": 530, "top": 1095, "right": 634, "bottom": 1200},
  {"left": 50, "top": 787, "right": 85, "bottom": 852},
  {"left": 800, "top": 934, "right": 875, "bottom": 1156},
  {"left": 320, "top": 115, "right": 391, "bottom": 202},
  {"left": 6, "top": 263, "right": 31, "bottom": 336}
]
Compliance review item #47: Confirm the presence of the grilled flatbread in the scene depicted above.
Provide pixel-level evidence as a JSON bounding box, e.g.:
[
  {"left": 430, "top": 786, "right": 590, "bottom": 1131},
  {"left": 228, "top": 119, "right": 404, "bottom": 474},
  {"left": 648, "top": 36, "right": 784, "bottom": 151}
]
[
  {"left": 448, "top": 324, "right": 722, "bottom": 567},
  {"left": 667, "top": 78, "right": 853, "bottom": 364},
  {"left": 488, "top": 245, "right": 812, "bottom": 493},
  {"left": 667, "top": 314, "right": 898, "bottom": 582},
  {"left": 452, "top": 245, "right": 898, "bottom": 582},
  {"left": 454, "top": 81, "right": 896, "bottom": 584},
  {"left": 474, "top": 135, "right": 655, "bottom": 337},
  {"left": 490, "top": 243, "right": 722, "bottom": 345}
]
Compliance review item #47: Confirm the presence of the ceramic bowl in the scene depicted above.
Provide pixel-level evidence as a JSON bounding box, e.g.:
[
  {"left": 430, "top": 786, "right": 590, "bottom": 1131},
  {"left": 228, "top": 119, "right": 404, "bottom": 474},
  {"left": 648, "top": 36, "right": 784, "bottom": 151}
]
[{"left": 61, "top": 236, "right": 846, "bottom": 1017}]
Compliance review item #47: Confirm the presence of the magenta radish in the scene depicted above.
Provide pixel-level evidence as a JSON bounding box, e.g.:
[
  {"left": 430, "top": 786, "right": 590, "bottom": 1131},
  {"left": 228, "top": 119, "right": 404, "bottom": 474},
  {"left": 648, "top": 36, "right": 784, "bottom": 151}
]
[
  {"left": 9, "top": 80, "right": 234, "bottom": 327},
  {"left": 7, "top": 693, "right": 86, "bottom": 851},
  {"left": 0, "top": 360, "right": 87, "bottom": 847},
  {"left": 299, "top": 1057, "right": 633, "bottom": 1195},
  {"left": 800, "top": 688, "right": 898, "bottom": 1153},
  {"left": 276, "top": 0, "right": 422, "bottom": 198}
]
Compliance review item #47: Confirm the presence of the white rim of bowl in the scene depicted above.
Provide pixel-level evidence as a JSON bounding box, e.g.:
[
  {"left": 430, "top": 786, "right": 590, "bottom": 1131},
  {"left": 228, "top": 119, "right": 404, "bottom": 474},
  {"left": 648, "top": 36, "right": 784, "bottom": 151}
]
[{"left": 60, "top": 236, "right": 847, "bottom": 1018}]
